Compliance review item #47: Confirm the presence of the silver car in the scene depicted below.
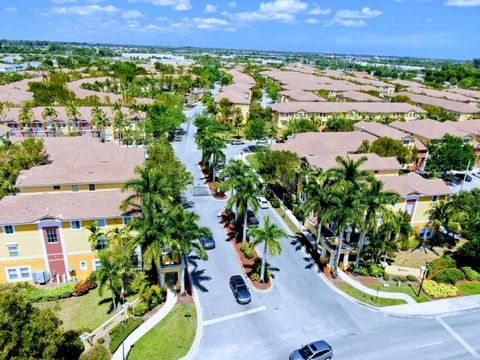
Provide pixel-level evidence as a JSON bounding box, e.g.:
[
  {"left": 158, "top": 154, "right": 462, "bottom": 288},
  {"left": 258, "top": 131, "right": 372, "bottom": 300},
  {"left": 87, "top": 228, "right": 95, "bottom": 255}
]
[{"left": 290, "top": 341, "right": 333, "bottom": 360}]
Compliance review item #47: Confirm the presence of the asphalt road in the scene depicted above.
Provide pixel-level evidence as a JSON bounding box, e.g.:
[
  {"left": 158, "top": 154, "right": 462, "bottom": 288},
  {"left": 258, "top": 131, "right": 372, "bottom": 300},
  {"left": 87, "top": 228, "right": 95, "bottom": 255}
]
[{"left": 172, "top": 104, "right": 480, "bottom": 360}]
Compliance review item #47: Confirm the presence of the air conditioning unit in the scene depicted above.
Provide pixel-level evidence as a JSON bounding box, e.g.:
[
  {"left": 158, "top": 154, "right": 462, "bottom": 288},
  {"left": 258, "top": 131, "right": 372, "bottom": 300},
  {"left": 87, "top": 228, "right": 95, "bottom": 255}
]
[{"left": 33, "top": 270, "right": 50, "bottom": 284}]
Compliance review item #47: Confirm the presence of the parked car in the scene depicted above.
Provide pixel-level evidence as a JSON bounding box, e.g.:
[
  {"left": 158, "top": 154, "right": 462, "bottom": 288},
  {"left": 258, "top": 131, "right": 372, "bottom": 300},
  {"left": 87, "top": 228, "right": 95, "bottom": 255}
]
[
  {"left": 200, "top": 236, "right": 216, "bottom": 250},
  {"left": 473, "top": 171, "right": 480, "bottom": 179},
  {"left": 247, "top": 209, "right": 259, "bottom": 226},
  {"left": 275, "top": 138, "right": 286, "bottom": 143},
  {"left": 229, "top": 275, "right": 251, "bottom": 304},
  {"left": 290, "top": 341, "right": 333, "bottom": 360},
  {"left": 185, "top": 102, "right": 195, "bottom": 109},
  {"left": 243, "top": 145, "right": 258, "bottom": 153},
  {"left": 257, "top": 196, "right": 270, "bottom": 209},
  {"left": 444, "top": 174, "right": 462, "bottom": 185},
  {"left": 258, "top": 138, "right": 268, "bottom": 144},
  {"left": 454, "top": 173, "right": 472, "bottom": 182},
  {"left": 182, "top": 200, "right": 195, "bottom": 209},
  {"left": 231, "top": 139, "right": 245, "bottom": 145}
]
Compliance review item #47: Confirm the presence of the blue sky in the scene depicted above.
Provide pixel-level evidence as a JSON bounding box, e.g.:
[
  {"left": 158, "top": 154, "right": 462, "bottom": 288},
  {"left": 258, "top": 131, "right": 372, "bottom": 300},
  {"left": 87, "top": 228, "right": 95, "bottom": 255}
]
[{"left": 0, "top": 0, "right": 479, "bottom": 59}]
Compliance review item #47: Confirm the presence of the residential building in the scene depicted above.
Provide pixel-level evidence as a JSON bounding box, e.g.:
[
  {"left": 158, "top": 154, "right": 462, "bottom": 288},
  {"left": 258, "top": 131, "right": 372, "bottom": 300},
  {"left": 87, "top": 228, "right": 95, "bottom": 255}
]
[
  {"left": 337, "top": 90, "right": 380, "bottom": 102},
  {"left": 406, "top": 87, "right": 477, "bottom": 104},
  {"left": 0, "top": 124, "right": 10, "bottom": 140},
  {"left": 279, "top": 89, "right": 325, "bottom": 103}
]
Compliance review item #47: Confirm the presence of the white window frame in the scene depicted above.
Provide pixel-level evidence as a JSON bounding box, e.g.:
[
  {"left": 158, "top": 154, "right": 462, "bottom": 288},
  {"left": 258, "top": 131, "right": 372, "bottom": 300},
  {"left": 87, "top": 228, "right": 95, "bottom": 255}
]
[
  {"left": 2, "top": 225, "right": 15, "bottom": 235},
  {"left": 5, "top": 266, "right": 32, "bottom": 282},
  {"left": 122, "top": 216, "right": 133, "bottom": 225},
  {"left": 79, "top": 261, "right": 88, "bottom": 271},
  {"left": 419, "top": 227, "right": 434, "bottom": 239},
  {"left": 70, "top": 220, "right": 82, "bottom": 230},
  {"left": 72, "top": 185, "right": 79, "bottom": 192},
  {"left": 97, "top": 218, "right": 107, "bottom": 228},
  {"left": 7, "top": 243, "right": 19, "bottom": 257},
  {"left": 92, "top": 259, "right": 102, "bottom": 271}
]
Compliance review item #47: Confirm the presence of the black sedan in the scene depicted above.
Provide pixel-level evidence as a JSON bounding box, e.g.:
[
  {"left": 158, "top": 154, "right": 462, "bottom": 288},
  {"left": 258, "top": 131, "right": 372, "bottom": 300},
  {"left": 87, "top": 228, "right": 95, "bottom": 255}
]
[
  {"left": 200, "top": 236, "right": 216, "bottom": 250},
  {"left": 247, "top": 210, "right": 259, "bottom": 226},
  {"left": 229, "top": 275, "right": 251, "bottom": 304}
]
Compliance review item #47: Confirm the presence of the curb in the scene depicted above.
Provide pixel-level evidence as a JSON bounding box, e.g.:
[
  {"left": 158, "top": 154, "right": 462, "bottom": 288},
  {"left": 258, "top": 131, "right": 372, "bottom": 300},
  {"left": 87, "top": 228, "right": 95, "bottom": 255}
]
[
  {"left": 196, "top": 164, "right": 229, "bottom": 202},
  {"left": 180, "top": 265, "right": 204, "bottom": 360}
]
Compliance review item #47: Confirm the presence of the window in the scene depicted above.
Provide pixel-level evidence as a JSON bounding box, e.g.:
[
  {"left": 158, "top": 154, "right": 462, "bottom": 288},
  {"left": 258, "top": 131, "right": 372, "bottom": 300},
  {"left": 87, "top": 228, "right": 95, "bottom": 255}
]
[
  {"left": 123, "top": 216, "right": 132, "bottom": 225},
  {"left": 374, "top": 170, "right": 379, "bottom": 174},
  {"left": 70, "top": 220, "right": 81, "bottom": 230},
  {"left": 6, "top": 266, "right": 31, "bottom": 282},
  {"left": 403, "top": 139, "right": 410, "bottom": 145},
  {"left": 96, "top": 236, "right": 108, "bottom": 250},
  {"left": 7, "top": 244, "right": 18, "bottom": 257},
  {"left": 2, "top": 225, "right": 14, "bottom": 235},
  {"left": 93, "top": 259, "right": 102, "bottom": 271},
  {"left": 419, "top": 227, "right": 433, "bottom": 239},
  {"left": 432, "top": 195, "right": 439, "bottom": 203},
  {"left": 79, "top": 261, "right": 88, "bottom": 271},
  {"left": 89, "top": 184, "right": 96, "bottom": 191},
  {"left": 463, "top": 138, "right": 470, "bottom": 144},
  {"left": 53, "top": 185, "right": 60, "bottom": 190},
  {"left": 405, "top": 199, "right": 416, "bottom": 217},
  {"left": 72, "top": 185, "right": 79, "bottom": 192},
  {"left": 97, "top": 219, "right": 106, "bottom": 228},
  {"left": 46, "top": 228, "right": 58, "bottom": 243}
]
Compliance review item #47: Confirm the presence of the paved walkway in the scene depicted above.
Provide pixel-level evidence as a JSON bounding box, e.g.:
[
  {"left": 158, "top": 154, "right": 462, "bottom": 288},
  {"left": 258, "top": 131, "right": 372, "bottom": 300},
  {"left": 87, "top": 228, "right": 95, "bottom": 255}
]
[
  {"left": 337, "top": 269, "right": 417, "bottom": 304},
  {"left": 112, "top": 287, "right": 177, "bottom": 360}
]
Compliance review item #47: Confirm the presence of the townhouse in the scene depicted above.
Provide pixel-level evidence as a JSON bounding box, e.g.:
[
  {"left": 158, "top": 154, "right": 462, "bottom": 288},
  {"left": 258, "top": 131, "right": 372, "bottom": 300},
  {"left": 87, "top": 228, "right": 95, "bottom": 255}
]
[
  {"left": 269, "top": 102, "right": 425, "bottom": 128},
  {"left": 279, "top": 89, "right": 325, "bottom": 103},
  {"left": 406, "top": 87, "right": 478, "bottom": 105},
  {"left": 1, "top": 106, "right": 145, "bottom": 141},
  {"left": 0, "top": 137, "right": 145, "bottom": 284}
]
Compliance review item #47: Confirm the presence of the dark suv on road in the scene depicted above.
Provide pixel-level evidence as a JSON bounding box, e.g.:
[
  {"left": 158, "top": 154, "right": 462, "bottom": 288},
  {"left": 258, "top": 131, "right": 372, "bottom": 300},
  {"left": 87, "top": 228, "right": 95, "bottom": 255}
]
[{"left": 229, "top": 275, "right": 251, "bottom": 304}]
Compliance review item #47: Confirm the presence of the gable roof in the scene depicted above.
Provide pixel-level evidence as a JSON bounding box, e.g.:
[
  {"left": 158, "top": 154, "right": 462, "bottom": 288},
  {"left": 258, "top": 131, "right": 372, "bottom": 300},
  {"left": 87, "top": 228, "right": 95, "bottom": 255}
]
[
  {"left": 354, "top": 121, "right": 426, "bottom": 150},
  {"left": 380, "top": 174, "right": 452, "bottom": 197},
  {"left": 270, "top": 102, "right": 425, "bottom": 114},
  {"left": 389, "top": 119, "right": 469, "bottom": 140}
]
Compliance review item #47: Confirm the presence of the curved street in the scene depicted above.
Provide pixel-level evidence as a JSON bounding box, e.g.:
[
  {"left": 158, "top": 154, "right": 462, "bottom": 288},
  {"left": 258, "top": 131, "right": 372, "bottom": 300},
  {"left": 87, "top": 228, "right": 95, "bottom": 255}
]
[{"left": 174, "top": 104, "right": 480, "bottom": 360}]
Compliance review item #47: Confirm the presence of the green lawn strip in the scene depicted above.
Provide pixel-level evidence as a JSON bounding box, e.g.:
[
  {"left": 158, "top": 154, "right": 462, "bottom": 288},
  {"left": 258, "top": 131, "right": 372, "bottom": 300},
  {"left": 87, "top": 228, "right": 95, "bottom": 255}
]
[
  {"left": 35, "top": 287, "right": 136, "bottom": 331},
  {"left": 365, "top": 283, "right": 430, "bottom": 303},
  {"left": 127, "top": 304, "right": 197, "bottom": 360},
  {"left": 457, "top": 281, "right": 480, "bottom": 296},
  {"left": 336, "top": 282, "right": 407, "bottom": 307},
  {"left": 273, "top": 207, "right": 299, "bottom": 235},
  {"left": 245, "top": 154, "right": 259, "bottom": 171}
]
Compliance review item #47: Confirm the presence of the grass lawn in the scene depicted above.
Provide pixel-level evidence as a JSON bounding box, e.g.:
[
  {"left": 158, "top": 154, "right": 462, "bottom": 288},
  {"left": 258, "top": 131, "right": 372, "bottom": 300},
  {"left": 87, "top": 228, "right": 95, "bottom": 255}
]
[
  {"left": 35, "top": 287, "right": 135, "bottom": 331},
  {"left": 366, "top": 282, "right": 430, "bottom": 303},
  {"left": 457, "top": 281, "right": 480, "bottom": 296},
  {"left": 336, "top": 282, "right": 407, "bottom": 307},
  {"left": 273, "top": 207, "right": 299, "bottom": 234},
  {"left": 246, "top": 154, "right": 260, "bottom": 171},
  {"left": 128, "top": 304, "right": 197, "bottom": 360}
]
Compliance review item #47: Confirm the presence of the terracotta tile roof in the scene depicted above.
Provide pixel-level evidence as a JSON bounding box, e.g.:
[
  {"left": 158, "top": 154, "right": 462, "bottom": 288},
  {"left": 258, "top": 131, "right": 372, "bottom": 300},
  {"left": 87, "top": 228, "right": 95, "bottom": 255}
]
[
  {"left": 389, "top": 119, "right": 469, "bottom": 140},
  {"left": 380, "top": 174, "right": 452, "bottom": 197},
  {"left": 214, "top": 66, "right": 254, "bottom": 105},
  {"left": 447, "top": 88, "right": 480, "bottom": 100},
  {"left": 270, "top": 102, "right": 425, "bottom": 114},
  {"left": 394, "top": 92, "right": 480, "bottom": 114},
  {"left": 279, "top": 89, "right": 325, "bottom": 102},
  {"left": 0, "top": 190, "right": 128, "bottom": 225},
  {"left": 407, "top": 87, "right": 475, "bottom": 102},
  {"left": 0, "top": 124, "right": 10, "bottom": 137},
  {"left": 390, "top": 79, "right": 426, "bottom": 88},
  {"left": 271, "top": 131, "right": 401, "bottom": 171},
  {"left": 444, "top": 119, "right": 480, "bottom": 135},
  {"left": 339, "top": 91, "right": 380, "bottom": 102}
]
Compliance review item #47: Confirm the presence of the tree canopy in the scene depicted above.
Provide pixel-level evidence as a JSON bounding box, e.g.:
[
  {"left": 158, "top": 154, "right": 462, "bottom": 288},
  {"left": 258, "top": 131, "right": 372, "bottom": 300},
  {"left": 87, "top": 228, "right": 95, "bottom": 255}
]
[
  {"left": 357, "top": 137, "right": 417, "bottom": 165},
  {"left": 145, "top": 103, "right": 185, "bottom": 138}
]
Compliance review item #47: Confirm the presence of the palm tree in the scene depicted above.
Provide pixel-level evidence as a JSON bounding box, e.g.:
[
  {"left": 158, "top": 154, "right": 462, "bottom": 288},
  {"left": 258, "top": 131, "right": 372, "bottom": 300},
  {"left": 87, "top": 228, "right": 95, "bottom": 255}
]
[
  {"left": 220, "top": 159, "right": 249, "bottom": 197},
  {"left": 113, "top": 110, "right": 126, "bottom": 146},
  {"left": 87, "top": 222, "right": 105, "bottom": 251},
  {"left": 19, "top": 104, "right": 34, "bottom": 136},
  {"left": 390, "top": 209, "right": 414, "bottom": 253},
  {"left": 226, "top": 171, "right": 260, "bottom": 243},
  {"left": 42, "top": 107, "right": 59, "bottom": 134},
  {"left": 97, "top": 253, "right": 122, "bottom": 310},
  {"left": 427, "top": 199, "right": 466, "bottom": 245},
  {"left": 303, "top": 168, "right": 336, "bottom": 256},
  {"left": 196, "top": 130, "right": 226, "bottom": 180},
  {"left": 353, "top": 179, "right": 399, "bottom": 274},
  {"left": 91, "top": 106, "right": 109, "bottom": 142},
  {"left": 248, "top": 216, "right": 287, "bottom": 282},
  {"left": 0, "top": 101, "right": 7, "bottom": 123},
  {"left": 66, "top": 103, "right": 80, "bottom": 134}
]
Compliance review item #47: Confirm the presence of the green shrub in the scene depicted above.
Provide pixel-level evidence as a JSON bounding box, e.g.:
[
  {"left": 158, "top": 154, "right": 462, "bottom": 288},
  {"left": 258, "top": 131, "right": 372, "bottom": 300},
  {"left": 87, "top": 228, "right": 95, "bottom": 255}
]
[
  {"left": 292, "top": 205, "right": 305, "bottom": 222},
  {"left": 428, "top": 255, "right": 456, "bottom": 277},
  {"left": 252, "top": 258, "right": 270, "bottom": 281},
  {"left": 357, "top": 267, "right": 370, "bottom": 277},
  {"left": 250, "top": 273, "right": 260, "bottom": 282},
  {"left": 383, "top": 272, "right": 390, "bottom": 281},
  {"left": 240, "top": 243, "right": 255, "bottom": 259},
  {"left": 462, "top": 267, "right": 480, "bottom": 281},
  {"left": 433, "top": 268, "right": 465, "bottom": 285},
  {"left": 79, "top": 345, "right": 110, "bottom": 360},
  {"left": 24, "top": 283, "right": 75, "bottom": 302},
  {"left": 270, "top": 198, "right": 280, "bottom": 208},
  {"left": 406, "top": 275, "right": 418, "bottom": 282},
  {"left": 132, "top": 301, "right": 149, "bottom": 317},
  {"left": 393, "top": 276, "right": 407, "bottom": 282},
  {"left": 109, "top": 318, "right": 143, "bottom": 353},
  {"left": 369, "top": 265, "right": 385, "bottom": 278},
  {"left": 96, "top": 338, "right": 105, "bottom": 345},
  {"left": 423, "top": 279, "right": 458, "bottom": 298}
]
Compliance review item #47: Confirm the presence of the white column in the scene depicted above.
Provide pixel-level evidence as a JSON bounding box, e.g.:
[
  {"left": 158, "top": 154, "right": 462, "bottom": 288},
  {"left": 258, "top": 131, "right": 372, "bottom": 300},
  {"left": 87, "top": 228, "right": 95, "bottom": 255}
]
[{"left": 343, "top": 252, "right": 350, "bottom": 268}]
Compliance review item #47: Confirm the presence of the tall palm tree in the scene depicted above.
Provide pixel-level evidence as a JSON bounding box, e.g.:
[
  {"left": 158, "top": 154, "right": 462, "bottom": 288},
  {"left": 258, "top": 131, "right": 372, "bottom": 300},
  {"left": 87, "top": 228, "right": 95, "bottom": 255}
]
[
  {"left": 66, "top": 103, "right": 80, "bottom": 134},
  {"left": 113, "top": 110, "right": 126, "bottom": 146},
  {"left": 353, "top": 179, "right": 399, "bottom": 274},
  {"left": 226, "top": 171, "right": 260, "bottom": 243},
  {"left": 19, "top": 104, "right": 34, "bottom": 136},
  {"left": 427, "top": 199, "right": 466, "bottom": 244},
  {"left": 97, "top": 253, "right": 122, "bottom": 310},
  {"left": 42, "top": 107, "right": 58, "bottom": 134},
  {"left": 87, "top": 222, "right": 105, "bottom": 251},
  {"left": 248, "top": 216, "right": 287, "bottom": 283},
  {"left": 220, "top": 159, "right": 249, "bottom": 197},
  {"left": 390, "top": 209, "right": 414, "bottom": 253},
  {"left": 91, "top": 106, "right": 109, "bottom": 142},
  {"left": 196, "top": 130, "right": 226, "bottom": 180}
]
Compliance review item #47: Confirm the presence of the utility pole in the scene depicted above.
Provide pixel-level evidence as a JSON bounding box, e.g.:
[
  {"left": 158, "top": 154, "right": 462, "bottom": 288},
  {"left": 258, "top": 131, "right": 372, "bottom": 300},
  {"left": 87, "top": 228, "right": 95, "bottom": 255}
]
[{"left": 460, "top": 158, "right": 472, "bottom": 192}]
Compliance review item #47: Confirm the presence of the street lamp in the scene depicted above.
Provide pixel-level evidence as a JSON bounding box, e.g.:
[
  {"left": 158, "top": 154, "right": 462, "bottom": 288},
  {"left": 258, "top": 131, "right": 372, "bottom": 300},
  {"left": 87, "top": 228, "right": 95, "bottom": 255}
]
[{"left": 417, "top": 262, "right": 429, "bottom": 297}]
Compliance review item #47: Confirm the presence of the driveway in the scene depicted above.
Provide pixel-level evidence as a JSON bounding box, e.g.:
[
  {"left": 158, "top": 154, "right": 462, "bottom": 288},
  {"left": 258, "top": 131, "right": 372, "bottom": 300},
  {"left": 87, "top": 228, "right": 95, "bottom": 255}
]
[{"left": 173, "top": 103, "right": 480, "bottom": 360}]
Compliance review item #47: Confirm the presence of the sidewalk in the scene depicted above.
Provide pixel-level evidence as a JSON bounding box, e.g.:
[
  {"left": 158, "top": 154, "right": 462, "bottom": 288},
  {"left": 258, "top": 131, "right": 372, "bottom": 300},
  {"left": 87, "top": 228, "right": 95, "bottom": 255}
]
[
  {"left": 337, "top": 269, "right": 417, "bottom": 304},
  {"left": 112, "top": 287, "right": 177, "bottom": 360},
  {"left": 383, "top": 294, "right": 480, "bottom": 316}
]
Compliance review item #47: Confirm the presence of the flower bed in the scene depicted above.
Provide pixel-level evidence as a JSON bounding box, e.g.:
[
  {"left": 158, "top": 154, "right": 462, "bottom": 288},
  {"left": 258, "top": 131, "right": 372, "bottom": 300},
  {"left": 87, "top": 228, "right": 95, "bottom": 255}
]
[
  {"left": 199, "top": 162, "right": 226, "bottom": 200},
  {"left": 220, "top": 211, "right": 271, "bottom": 290}
]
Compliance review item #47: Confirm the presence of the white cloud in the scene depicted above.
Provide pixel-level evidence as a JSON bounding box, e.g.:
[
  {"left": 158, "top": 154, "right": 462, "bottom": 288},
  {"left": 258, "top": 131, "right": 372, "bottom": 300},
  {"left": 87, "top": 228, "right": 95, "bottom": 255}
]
[
  {"left": 204, "top": 4, "right": 217, "bottom": 13},
  {"left": 227, "top": 1, "right": 237, "bottom": 8},
  {"left": 128, "top": 0, "right": 192, "bottom": 11},
  {"left": 308, "top": 7, "right": 330, "bottom": 15},
  {"left": 259, "top": 0, "right": 308, "bottom": 14},
  {"left": 157, "top": 16, "right": 171, "bottom": 22},
  {"left": 50, "top": 0, "right": 76, "bottom": 3},
  {"left": 336, "top": 7, "right": 382, "bottom": 19},
  {"left": 122, "top": 9, "right": 144, "bottom": 18},
  {"left": 425, "top": 17, "right": 431, "bottom": 22},
  {"left": 326, "top": 18, "right": 367, "bottom": 27},
  {"left": 50, "top": 4, "right": 120, "bottom": 16},
  {"left": 5, "top": 7, "right": 17, "bottom": 12},
  {"left": 224, "top": 0, "right": 308, "bottom": 24},
  {"left": 126, "top": 20, "right": 141, "bottom": 28},
  {"left": 304, "top": 18, "right": 319, "bottom": 24},
  {"left": 444, "top": 0, "right": 480, "bottom": 6},
  {"left": 226, "top": 26, "right": 236, "bottom": 31}
]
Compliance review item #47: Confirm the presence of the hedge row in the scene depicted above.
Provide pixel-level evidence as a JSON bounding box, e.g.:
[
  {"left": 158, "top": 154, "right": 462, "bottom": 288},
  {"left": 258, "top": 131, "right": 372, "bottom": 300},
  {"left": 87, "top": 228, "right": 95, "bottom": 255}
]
[{"left": 108, "top": 317, "right": 143, "bottom": 353}]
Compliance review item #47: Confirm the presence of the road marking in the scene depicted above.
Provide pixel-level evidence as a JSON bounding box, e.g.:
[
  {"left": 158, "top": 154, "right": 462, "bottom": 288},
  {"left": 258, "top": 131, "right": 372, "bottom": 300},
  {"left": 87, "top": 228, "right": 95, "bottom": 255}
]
[
  {"left": 204, "top": 306, "right": 267, "bottom": 327},
  {"left": 416, "top": 341, "right": 443, "bottom": 348},
  {"left": 437, "top": 317, "right": 480, "bottom": 358}
]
